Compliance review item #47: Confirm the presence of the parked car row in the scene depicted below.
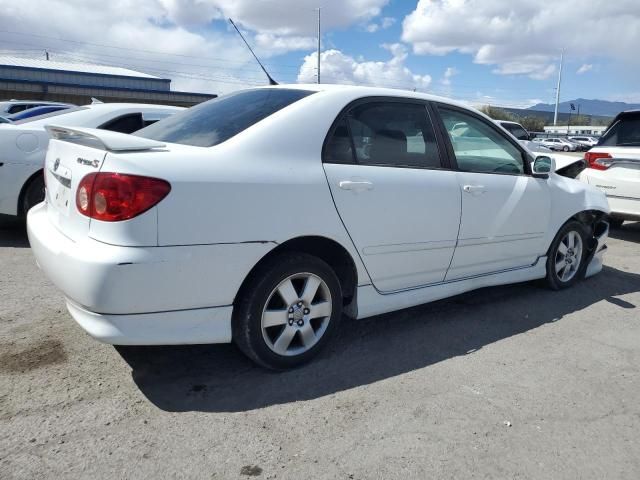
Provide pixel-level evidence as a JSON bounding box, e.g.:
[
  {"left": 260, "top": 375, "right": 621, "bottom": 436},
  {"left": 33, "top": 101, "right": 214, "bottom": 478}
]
[{"left": 24, "top": 85, "right": 611, "bottom": 369}]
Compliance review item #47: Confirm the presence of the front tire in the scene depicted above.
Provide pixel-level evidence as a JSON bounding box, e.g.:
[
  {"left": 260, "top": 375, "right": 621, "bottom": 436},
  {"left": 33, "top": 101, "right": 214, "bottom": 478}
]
[
  {"left": 233, "top": 252, "right": 343, "bottom": 370},
  {"left": 545, "top": 221, "right": 589, "bottom": 290},
  {"left": 563, "top": 146, "right": 570, "bottom": 152},
  {"left": 608, "top": 218, "right": 624, "bottom": 229}
]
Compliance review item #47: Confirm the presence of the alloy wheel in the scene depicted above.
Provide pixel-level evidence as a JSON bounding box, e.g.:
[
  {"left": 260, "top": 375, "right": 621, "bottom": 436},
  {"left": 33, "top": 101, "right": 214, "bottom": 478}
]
[
  {"left": 261, "top": 273, "right": 332, "bottom": 356},
  {"left": 554, "top": 231, "right": 583, "bottom": 282}
]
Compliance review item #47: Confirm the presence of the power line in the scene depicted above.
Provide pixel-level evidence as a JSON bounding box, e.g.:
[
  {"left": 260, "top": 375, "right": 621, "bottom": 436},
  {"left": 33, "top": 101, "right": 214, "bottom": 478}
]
[{"left": 0, "top": 30, "right": 302, "bottom": 68}]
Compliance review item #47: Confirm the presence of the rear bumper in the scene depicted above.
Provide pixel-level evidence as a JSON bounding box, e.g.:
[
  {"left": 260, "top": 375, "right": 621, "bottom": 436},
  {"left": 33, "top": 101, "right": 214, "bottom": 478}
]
[
  {"left": 580, "top": 169, "right": 640, "bottom": 221},
  {"left": 606, "top": 196, "right": 640, "bottom": 221},
  {"left": 27, "top": 202, "right": 276, "bottom": 344},
  {"left": 66, "top": 300, "right": 232, "bottom": 345}
]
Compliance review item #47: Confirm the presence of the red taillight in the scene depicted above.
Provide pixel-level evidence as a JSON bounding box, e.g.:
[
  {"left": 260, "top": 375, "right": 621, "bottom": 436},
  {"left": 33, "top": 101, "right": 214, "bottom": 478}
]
[
  {"left": 76, "top": 172, "right": 171, "bottom": 221},
  {"left": 585, "top": 151, "right": 613, "bottom": 171}
]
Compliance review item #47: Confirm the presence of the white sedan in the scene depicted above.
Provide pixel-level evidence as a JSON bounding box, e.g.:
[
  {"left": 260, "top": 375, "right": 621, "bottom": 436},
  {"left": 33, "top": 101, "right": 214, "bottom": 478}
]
[
  {"left": 0, "top": 103, "right": 183, "bottom": 217},
  {"left": 28, "top": 85, "right": 610, "bottom": 369}
]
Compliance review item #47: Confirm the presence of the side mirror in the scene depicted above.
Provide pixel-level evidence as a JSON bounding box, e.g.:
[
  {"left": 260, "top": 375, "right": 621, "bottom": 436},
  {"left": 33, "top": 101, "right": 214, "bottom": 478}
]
[{"left": 532, "top": 155, "right": 555, "bottom": 178}]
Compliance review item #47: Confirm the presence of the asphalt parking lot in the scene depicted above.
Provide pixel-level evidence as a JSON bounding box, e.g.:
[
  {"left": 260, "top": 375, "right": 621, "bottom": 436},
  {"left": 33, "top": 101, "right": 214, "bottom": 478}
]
[{"left": 1, "top": 215, "right": 639, "bottom": 479}]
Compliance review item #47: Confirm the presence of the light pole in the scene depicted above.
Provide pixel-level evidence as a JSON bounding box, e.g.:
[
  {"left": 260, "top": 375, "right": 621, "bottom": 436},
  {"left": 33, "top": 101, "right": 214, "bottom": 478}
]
[
  {"left": 553, "top": 52, "right": 564, "bottom": 126},
  {"left": 317, "top": 8, "right": 321, "bottom": 84}
]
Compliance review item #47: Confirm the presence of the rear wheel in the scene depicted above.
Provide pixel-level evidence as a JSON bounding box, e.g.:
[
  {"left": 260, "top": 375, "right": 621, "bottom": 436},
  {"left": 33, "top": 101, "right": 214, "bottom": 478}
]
[
  {"left": 233, "top": 252, "right": 342, "bottom": 369},
  {"left": 20, "top": 173, "right": 45, "bottom": 216},
  {"left": 563, "top": 145, "right": 570, "bottom": 152},
  {"left": 545, "top": 221, "right": 589, "bottom": 290}
]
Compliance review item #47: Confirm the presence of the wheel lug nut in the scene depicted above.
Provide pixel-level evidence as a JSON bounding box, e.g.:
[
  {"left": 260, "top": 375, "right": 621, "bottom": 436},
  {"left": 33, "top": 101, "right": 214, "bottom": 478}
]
[
  {"left": 297, "top": 320, "right": 304, "bottom": 326},
  {"left": 304, "top": 308, "right": 310, "bottom": 315},
  {"left": 297, "top": 301, "right": 303, "bottom": 307},
  {"left": 288, "top": 307, "right": 294, "bottom": 313},
  {"left": 288, "top": 319, "right": 294, "bottom": 326}
]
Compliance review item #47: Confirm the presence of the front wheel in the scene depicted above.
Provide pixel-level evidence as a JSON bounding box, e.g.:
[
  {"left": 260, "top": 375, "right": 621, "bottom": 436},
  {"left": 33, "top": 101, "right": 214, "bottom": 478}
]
[
  {"left": 233, "top": 252, "right": 343, "bottom": 369},
  {"left": 20, "top": 174, "right": 45, "bottom": 216},
  {"left": 608, "top": 218, "right": 624, "bottom": 229},
  {"left": 563, "top": 146, "right": 570, "bottom": 152},
  {"left": 545, "top": 221, "right": 589, "bottom": 290}
]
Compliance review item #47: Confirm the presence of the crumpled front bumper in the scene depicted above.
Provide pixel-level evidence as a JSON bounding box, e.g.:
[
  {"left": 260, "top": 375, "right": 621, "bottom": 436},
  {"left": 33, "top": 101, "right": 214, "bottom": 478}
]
[{"left": 585, "top": 219, "right": 609, "bottom": 278}]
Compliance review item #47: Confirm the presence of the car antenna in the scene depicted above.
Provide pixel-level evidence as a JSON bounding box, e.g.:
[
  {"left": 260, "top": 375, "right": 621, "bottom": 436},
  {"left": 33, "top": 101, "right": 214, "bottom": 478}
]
[{"left": 228, "top": 18, "right": 278, "bottom": 86}]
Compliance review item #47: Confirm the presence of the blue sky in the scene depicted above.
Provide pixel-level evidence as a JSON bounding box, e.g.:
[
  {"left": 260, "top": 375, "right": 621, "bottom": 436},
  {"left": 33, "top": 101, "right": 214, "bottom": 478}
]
[{"left": 1, "top": 0, "right": 639, "bottom": 108}]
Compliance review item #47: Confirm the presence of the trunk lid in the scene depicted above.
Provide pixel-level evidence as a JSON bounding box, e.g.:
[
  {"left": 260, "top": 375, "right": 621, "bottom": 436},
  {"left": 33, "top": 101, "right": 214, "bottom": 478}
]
[
  {"left": 43, "top": 125, "right": 166, "bottom": 243},
  {"left": 44, "top": 139, "right": 107, "bottom": 242}
]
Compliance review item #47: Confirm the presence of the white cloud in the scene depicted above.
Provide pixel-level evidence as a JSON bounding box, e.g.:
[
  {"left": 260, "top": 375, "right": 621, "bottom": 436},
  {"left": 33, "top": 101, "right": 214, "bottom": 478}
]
[
  {"left": 366, "top": 16, "right": 396, "bottom": 32},
  {"left": 402, "top": 0, "right": 640, "bottom": 80},
  {"left": 381, "top": 17, "right": 397, "bottom": 29},
  {"left": 441, "top": 66, "right": 458, "bottom": 85},
  {"left": 297, "top": 44, "right": 432, "bottom": 91},
  {"left": 577, "top": 63, "right": 593, "bottom": 74},
  {"left": 254, "top": 33, "right": 316, "bottom": 56}
]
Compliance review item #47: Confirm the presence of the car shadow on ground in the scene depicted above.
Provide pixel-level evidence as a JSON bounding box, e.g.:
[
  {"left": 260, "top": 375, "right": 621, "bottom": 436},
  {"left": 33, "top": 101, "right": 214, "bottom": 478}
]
[
  {"left": 609, "top": 221, "right": 640, "bottom": 243},
  {"left": 0, "top": 215, "right": 29, "bottom": 248},
  {"left": 117, "top": 265, "right": 640, "bottom": 413}
]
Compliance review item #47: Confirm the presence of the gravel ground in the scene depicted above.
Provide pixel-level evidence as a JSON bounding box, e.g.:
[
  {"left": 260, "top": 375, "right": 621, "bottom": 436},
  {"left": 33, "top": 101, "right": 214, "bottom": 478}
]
[{"left": 1, "top": 215, "right": 639, "bottom": 479}]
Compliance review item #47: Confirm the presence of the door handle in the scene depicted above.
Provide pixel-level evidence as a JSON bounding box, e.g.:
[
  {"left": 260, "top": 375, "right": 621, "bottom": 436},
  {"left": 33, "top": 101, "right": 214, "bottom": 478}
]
[
  {"left": 462, "top": 184, "right": 486, "bottom": 196},
  {"left": 338, "top": 180, "right": 373, "bottom": 192}
]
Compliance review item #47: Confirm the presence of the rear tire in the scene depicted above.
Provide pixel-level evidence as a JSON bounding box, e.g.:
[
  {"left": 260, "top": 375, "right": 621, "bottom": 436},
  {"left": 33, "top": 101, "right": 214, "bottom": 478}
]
[
  {"left": 545, "top": 221, "right": 589, "bottom": 290},
  {"left": 233, "top": 252, "right": 343, "bottom": 370},
  {"left": 20, "top": 173, "right": 45, "bottom": 216},
  {"left": 563, "top": 146, "right": 569, "bottom": 152}
]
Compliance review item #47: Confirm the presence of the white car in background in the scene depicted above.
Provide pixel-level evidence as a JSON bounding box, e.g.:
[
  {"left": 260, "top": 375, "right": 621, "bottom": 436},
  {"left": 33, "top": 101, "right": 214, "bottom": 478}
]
[
  {"left": 0, "top": 103, "right": 183, "bottom": 216},
  {"left": 580, "top": 110, "right": 640, "bottom": 227},
  {"left": 569, "top": 136, "right": 599, "bottom": 149},
  {"left": 28, "top": 85, "right": 609, "bottom": 369},
  {"left": 0, "top": 100, "right": 70, "bottom": 116},
  {"left": 535, "top": 137, "right": 578, "bottom": 152}
]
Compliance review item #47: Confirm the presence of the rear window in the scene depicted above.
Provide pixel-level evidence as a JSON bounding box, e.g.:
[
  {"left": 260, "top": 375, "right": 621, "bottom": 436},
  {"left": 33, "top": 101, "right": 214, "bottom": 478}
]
[
  {"left": 136, "top": 88, "right": 314, "bottom": 147},
  {"left": 599, "top": 113, "right": 640, "bottom": 146},
  {"left": 501, "top": 123, "right": 529, "bottom": 140}
]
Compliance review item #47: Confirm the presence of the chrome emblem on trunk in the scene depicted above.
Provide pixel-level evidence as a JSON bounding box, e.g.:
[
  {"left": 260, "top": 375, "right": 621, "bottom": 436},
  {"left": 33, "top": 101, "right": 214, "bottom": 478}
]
[
  {"left": 77, "top": 157, "right": 99, "bottom": 168},
  {"left": 53, "top": 158, "right": 60, "bottom": 171}
]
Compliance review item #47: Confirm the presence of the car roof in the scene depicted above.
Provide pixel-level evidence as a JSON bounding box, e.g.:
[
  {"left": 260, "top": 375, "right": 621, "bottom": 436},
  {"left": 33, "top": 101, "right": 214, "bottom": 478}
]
[{"left": 258, "top": 83, "right": 476, "bottom": 111}]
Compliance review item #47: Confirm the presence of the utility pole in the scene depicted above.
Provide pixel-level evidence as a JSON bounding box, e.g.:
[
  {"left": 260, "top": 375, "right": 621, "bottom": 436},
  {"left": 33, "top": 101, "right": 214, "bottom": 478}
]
[
  {"left": 45, "top": 50, "right": 49, "bottom": 61},
  {"left": 317, "top": 7, "right": 321, "bottom": 84},
  {"left": 553, "top": 51, "right": 563, "bottom": 126}
]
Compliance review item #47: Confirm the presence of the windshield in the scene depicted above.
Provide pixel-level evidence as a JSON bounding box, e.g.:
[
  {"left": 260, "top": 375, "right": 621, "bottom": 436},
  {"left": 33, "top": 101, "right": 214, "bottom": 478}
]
[
  {"left": 599, "top": 114, "right": 640, "bottom": 146},
  {"left": 136, "top": 88, "right": 314, "bottom": 147}
]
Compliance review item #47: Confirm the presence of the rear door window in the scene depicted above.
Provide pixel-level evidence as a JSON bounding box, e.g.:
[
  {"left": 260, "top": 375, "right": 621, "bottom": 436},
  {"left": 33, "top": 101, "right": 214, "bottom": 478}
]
[
  {"left": 136, "top": 89, "right": 314, "bottom": 147},
  {"left": 324, "top": 101, "right": 443, "bottom": 169}
]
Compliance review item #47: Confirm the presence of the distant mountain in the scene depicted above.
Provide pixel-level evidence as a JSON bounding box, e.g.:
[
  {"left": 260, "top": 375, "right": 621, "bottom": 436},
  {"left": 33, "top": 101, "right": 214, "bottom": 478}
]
[{"left": 527, "top": 98, "right": 640, "bottom": 117}]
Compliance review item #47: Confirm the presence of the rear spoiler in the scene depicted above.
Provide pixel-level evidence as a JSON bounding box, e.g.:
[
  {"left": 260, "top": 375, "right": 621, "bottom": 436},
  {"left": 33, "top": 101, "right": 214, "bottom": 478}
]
[{"left": 45, "top": 125, "right": 165, "bottom": 152}]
